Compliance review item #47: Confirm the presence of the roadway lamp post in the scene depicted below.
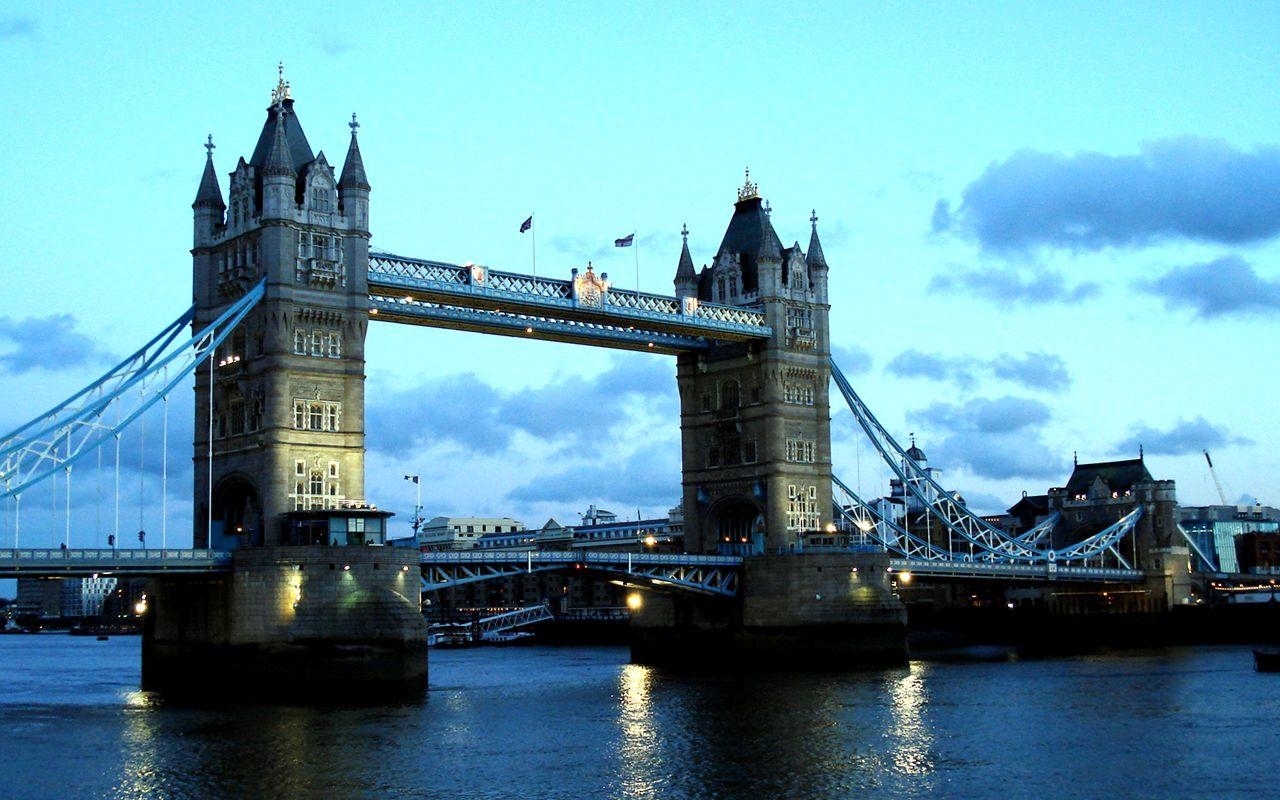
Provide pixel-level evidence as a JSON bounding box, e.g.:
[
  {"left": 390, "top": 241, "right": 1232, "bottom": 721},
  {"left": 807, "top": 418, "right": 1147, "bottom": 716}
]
[{"left": 403, "top": 474, "right": 423, "bottom": 539}]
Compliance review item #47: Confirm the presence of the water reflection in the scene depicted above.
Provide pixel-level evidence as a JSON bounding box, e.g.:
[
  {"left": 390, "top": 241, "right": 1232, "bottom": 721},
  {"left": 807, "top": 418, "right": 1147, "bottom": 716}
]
[
  {"left": 886, "top": 663, "right": 936, "bottom": 779},
  {"left": 5, "top": 641, "right": 1277, "bottom": 800},
  {"left": 616, "top": 663, "right": 660, "bottom": 800}
]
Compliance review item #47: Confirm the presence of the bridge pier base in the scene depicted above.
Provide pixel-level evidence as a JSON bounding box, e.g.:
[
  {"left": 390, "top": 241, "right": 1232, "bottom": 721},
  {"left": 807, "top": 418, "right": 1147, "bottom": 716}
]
[
  {"left": 142, "top": 546, "right": 428, "bottom": 701},
  {"left": 1144, "top": 545, "right": 1193, "bottom": 609},
  {"left": 631, "top": 552, "right": 907, "bottom": 668}
]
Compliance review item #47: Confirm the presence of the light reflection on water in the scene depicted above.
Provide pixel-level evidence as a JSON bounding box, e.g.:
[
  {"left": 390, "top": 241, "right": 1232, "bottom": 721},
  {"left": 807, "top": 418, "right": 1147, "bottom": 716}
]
[
  {"left": 887, "top": 664, "right": 935, "bottom": 780},
  {"left": 1, "top": 637, "right": 1277, "bottom": 800}
]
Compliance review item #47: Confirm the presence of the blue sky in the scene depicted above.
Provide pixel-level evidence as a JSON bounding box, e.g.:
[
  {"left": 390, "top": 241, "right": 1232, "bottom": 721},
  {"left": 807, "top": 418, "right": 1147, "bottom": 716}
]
[{"left": 1, "top": 1, "right": 1278, "bottom": 557}]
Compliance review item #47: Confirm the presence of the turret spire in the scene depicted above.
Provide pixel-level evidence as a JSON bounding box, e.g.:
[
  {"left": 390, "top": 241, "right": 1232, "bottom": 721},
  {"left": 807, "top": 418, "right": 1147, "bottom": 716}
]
[
  {"left": 264, "top": 105, "right": 295, "bottom": 177},
  {"left": 737, "top": 167, "right": 759, "bottom": 202},
  {"left": 339, "top": 111, "right": 370, "bottom": 191},
  {"left": 806, "top": 208, "right": 827, "bottom": 270},
  {"left": 675, "top": 223, "right": 697, "bottom": 286},
  {"left": 193, "top": 134, "right": 225, "bottom": 210}
]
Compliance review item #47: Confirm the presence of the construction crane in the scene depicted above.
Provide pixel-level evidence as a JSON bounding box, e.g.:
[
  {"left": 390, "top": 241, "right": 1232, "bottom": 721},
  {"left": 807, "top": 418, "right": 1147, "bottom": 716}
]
[{"left": 1203, "top": 450, "right": 1230, "bottom": 505}]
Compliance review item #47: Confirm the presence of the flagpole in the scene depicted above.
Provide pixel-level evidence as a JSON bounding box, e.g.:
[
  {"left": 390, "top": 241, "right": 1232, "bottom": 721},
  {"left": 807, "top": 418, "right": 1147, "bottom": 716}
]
[
  {"left": 531, "top": 214, "right": 537, "bottom": 279},
  {"left": 634, "top": 228, "right": 639, "bottom": 293}
]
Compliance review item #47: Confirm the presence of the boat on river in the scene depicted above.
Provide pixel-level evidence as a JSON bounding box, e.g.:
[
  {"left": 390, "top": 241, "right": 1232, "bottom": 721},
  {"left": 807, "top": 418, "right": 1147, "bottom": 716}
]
[{"left": 1253, "top": 649, "right": 1280, "bottom": 672}]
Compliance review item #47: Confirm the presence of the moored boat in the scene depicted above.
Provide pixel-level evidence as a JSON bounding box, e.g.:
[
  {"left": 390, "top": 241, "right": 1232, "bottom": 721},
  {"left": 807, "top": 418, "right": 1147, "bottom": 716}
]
[{"left": 1253, "top": 648, "right": 1280, "bottom": 672}]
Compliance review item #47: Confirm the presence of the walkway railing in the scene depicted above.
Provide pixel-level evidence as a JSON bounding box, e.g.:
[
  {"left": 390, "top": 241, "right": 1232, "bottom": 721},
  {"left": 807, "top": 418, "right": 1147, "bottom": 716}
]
[
  {"left": 367, "top": 250, "right": 771, "bottom": 351},
  {"left": 0, "top": 548, "right": 233, "bottom": 576}
]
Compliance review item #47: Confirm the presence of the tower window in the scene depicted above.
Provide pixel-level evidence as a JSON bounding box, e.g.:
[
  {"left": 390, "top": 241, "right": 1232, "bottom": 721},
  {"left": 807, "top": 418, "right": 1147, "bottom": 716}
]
[
  {"left": 720, "top": 380, "right": 740, "bottom": 410},
  {"left": 293, "top": 400, "right": 342, "bottom": 432}
]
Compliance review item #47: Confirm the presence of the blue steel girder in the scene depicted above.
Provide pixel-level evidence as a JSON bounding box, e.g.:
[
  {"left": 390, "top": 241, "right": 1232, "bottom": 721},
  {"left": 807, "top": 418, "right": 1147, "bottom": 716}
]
[
  {"left": 367, "top": 251, "right": 772, "bottom": 352},
  {"left": 420, "top": 551, "right": 741, "bottom": 597},
  {"left": 887, "top": 558, "right": 1143, "bottom": 583},
  {"left": 368, "top": 296, "right": 709, "bottom": 355},
  {"left": 0, "top": 548, "right": 233, "bottom": 577}
]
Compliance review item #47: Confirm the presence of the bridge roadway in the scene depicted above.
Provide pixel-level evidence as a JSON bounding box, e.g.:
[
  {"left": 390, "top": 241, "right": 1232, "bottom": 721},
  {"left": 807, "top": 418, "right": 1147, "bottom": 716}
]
[
  {"left": 0, "top": 548, "right": 1150, "bottom": 589},
  {"left": 366, "top": 251, "right": 772, "bottom": 354},
  {"left": 0, "top": 548, "right": 233, "bottom": 577}
]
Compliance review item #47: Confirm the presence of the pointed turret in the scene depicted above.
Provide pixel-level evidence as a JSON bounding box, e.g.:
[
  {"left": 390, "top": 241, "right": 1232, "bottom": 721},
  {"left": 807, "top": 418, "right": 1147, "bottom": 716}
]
[
  {"left": 674, "top": 223, "right": 698, "bottom": 300},
  {"left": 261, "top": 105, "right": 296, "bottom": 218},
  {"left": 712, "top": 168, "right": 786, "bottom": 296},
  {"left": 193, "top": 135, "right": 225, "bottom": 211},
  {"left": 193, "top": 135, "right": 225, "bottom": 250},
  {"left": 263, "top": 107, "right": 295, "bottom": 178},
  {"left": 339, "top": 113, "right": 371, "bottom": 233},
  {"left": 339, "top": 113, "right": 370, "bottom": 191},
  {"left": 806, "top": 210, "right": 827, "bottom": 270}
]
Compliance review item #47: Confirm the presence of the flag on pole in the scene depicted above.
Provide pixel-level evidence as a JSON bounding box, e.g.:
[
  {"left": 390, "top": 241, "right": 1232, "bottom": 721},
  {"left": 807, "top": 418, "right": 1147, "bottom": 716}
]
[
  {"left": 614, "top": 233, "right": 634, "bottom": 247},
  {"left": 403, "top": 475, "right": 419, "bottom": 484},
  {"left": 519, "top": 215, "right": 533, "bottom": 233}
]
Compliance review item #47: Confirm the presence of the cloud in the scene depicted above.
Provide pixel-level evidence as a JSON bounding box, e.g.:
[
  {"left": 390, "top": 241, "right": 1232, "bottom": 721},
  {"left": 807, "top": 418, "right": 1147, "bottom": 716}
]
[
  {"left": 908, "top": 396, "right": 1064, "bottom": 481},
  {"left": 886, "top": 349, "right": 976, "bottom": 389},
  {"left": 507, "top": 441, "right": 680, "bottom": 508},
  {"left": 0, "top": 314, "right": 116, "bottom": 374},
  {"left": 831, "top": 343, "right": 873, "bottom": 375},
  {"left": 928, "top": 265, "right": 1101, "bottom": 305},
  {"left": 914, "top": 397, "right": 1052, "bottom": 436},
  {"left": 935, "top": 138, "right": 1280, "bottom": 252},
  {"left": 885, "top": 349, "right": 1069, "bottom": 392},
  {"left": 1137, "top": 255, "right": 1280, "bottom": 318},
  {"left": 1116, "top": 416, "right": 1253, "bottom": 456},
  {"left": 990, "top": 352, "right": 1070, "bottom": 392},
  {"left": 0, "top": 17, "right": 35, "bottom": 39},
  {"left": 548, "top": 235, "right": 616, "bottom": 263},
  {"left": 366, "top": 357, "right": 677, "bottom": 457}
]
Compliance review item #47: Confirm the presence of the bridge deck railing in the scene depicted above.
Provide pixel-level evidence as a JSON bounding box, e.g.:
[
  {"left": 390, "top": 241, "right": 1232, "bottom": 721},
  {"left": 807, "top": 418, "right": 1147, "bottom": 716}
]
[
  {"left": 368, "top": 252, "right": 769, "bottom": 335},
  {"left": 0, "top": 548, "right": 233, "bottom": 575},
  {"left": 420, "top": 550, "right": 743, "bottom": 567}
]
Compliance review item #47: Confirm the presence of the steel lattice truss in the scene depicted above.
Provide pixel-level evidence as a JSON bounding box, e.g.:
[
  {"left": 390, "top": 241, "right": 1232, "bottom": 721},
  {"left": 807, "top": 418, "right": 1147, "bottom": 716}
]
[
  {"left": 1176, "top": 523, "right": 1221, "bottom": 571},
  {"left": 0, "top": 281, "right": 266, "bottom": 499},
  {"left": 420, "top": 551, "right": 741, "bottom": 596},
  {"left": 475, "top": 603, "right": 555, "bottom": 638},
  {"left": 367, "top": 250, "right": 771, "bottom": 353},
  {"left": 830, "top": 358, "right": 1141, "bottom": 567}
]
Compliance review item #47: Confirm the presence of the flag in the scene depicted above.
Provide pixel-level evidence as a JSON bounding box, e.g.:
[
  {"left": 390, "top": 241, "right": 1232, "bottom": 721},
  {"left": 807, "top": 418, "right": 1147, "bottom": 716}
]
[
  {"left": 519, "top": 215, "right": 533, "bottom": 233},
  {"left": 614, "top": 233, "right": 634, "bottom": 247},
  {"left": 404, "top": 474, "right": 419, "bottom": 484}
]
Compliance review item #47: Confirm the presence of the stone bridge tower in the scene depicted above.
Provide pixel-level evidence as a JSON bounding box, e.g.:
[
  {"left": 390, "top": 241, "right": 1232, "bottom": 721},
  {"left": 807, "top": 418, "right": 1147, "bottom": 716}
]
[
  {"left": 191, "top": 74, "right": 371, "bottom": 547},
  {"left": 675, "top": 173, "right": 832, "bottom": 555}
]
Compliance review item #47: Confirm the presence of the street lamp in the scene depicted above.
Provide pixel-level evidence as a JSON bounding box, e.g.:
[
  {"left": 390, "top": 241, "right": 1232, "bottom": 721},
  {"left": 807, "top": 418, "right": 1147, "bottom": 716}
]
[{"left": 403, "top": 474, "right": 423, "bottom": 537}]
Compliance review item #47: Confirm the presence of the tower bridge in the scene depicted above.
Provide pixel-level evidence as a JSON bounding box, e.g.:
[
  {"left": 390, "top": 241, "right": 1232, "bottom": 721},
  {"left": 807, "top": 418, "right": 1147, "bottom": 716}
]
[{"left": 0, "top": 75, "right": 1194, "bottom": 696}]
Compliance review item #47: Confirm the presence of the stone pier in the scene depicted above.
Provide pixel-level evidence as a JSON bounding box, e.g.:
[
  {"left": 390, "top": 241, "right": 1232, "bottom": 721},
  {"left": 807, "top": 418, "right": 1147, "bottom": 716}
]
[
  {"left": 143, "top": 546, "right": 428, "bottom": 700},
  {"left": 631, "top": 552, "right": 907, "bottom": 668}
]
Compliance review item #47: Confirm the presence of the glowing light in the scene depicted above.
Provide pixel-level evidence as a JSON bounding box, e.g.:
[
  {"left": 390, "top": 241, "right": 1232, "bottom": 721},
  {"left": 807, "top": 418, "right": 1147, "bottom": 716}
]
[
  {"left": 643, "top": 535, "right": 657, "bottom": 547},
  {"left": 343, "top": 564, "right": 351, "bottom": 571},
  {"left": 134, "top": 594, "right": 148, "bottom": 615},
  {"left": 899, "top": 571, "right": 913, "bottom": 585},
  {"left": 626, "top": 592, "right": 643, "bottom": 611}
]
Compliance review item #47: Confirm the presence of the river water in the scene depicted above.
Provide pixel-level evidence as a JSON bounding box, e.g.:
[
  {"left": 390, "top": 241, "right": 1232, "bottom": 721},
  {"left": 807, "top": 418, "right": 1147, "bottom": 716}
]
[{"left": 0, "top": 636, "right": 1275, "bottom": 799}]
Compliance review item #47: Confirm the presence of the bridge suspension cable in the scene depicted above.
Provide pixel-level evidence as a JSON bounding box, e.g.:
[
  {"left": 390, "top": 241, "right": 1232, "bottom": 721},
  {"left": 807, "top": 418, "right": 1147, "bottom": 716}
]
[
  {"left": 0, "top": 280, "right": 266, "bottom": 500},
  {"left": 829, "top": 358, "right": 1139, "bottom": 566}
]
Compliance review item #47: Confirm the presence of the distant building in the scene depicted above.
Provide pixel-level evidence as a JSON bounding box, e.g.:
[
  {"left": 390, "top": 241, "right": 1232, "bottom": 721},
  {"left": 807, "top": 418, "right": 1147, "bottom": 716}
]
[
  {"left": 60, "top": 576, "right": 119, "bottom": 618},
  {"left": 416, "top": 516, "right": 525, "bottom": 551},
  {"left": 995, "top": 454, "right": 1178, "bottom": 570},
  {"left": 1178, "top": 504, "right": 1280, "bottom": 573},
  {"left": 14, "top": 578, "right": 60, "bottom": 621}
]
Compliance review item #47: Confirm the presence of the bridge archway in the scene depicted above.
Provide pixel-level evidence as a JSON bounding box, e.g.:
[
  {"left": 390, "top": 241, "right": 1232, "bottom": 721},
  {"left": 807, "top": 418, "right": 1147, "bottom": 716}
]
[
  {"left": 707, "top": 496, "right": 764, "bottom": 550},
  {"left": 212, "top": 474, "right": 264, "bottom": 548}
]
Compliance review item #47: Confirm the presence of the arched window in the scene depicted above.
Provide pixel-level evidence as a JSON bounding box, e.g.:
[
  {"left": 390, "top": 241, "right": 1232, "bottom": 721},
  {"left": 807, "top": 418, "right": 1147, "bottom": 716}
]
[{"left": 720, "top": 380, "right": 740, "bottom": 411}]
